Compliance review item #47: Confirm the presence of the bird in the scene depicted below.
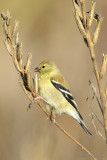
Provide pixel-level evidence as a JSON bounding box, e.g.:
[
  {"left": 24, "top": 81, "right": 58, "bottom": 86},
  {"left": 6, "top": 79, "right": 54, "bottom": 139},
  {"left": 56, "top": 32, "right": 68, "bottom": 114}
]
[{"left": 34, "top": 60, "right": 92, "bottom": 135}]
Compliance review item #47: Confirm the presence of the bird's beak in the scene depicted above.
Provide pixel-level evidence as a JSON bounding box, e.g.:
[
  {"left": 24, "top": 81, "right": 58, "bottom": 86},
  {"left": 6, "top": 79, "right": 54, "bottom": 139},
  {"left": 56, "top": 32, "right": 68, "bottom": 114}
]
[{"left": 34, "top": 67, "right": 40, "bottom": 72}]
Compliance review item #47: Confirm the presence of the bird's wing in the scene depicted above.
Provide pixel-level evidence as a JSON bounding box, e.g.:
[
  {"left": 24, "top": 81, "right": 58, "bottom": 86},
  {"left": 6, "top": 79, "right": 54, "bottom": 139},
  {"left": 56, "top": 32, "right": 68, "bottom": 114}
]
[{"left": 51, "top": 77, "right": 83, "bottom": 120}]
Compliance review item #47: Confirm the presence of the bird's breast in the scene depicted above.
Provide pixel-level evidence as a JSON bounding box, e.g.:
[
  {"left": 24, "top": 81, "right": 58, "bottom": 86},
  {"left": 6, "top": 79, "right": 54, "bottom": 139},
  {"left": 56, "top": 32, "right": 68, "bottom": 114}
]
[{"left": 38, "top": 77, "right": 67, "bottom": 113}]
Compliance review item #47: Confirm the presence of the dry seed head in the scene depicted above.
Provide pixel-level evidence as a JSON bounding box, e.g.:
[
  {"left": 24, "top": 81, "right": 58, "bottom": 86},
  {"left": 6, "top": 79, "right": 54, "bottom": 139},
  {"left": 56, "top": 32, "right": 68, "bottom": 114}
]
[
  {"left": 93, "top": 17, "right": 103, "bottom": 45},
  {"left": 100, "top": 54, "right": 107, "bottom": 79}
]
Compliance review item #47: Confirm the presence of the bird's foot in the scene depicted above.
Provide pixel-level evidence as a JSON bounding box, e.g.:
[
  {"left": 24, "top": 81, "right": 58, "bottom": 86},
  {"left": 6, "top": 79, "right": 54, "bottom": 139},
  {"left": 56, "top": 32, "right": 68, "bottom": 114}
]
[
  {"left": 34, "top": 95, "right": 49, "bottom": 104},
  {"left": 27, "top": 95, "right": 44, "bottom": 111}
]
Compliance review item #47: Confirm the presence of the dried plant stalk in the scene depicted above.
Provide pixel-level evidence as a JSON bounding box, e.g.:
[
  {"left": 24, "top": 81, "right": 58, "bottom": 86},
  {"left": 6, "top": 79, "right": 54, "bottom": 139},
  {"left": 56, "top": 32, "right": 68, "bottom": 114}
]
[
  {"left": 72, "top": 0, "right": 107, "bottom": 143},
  {"left": 1, "top": 11, "right": 98, "bottom": 160}
]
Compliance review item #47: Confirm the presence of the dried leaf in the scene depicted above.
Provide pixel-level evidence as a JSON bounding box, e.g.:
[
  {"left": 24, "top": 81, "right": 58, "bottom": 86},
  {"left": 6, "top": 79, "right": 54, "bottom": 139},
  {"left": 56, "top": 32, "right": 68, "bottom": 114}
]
[
  {"left": 100, "top": 54, "right": 107, "bottom": 79},
  {"left": 25, "top": 53, "right": 32, "bottom": 73},
  {"left": 87, "top": 2, "right": 96, "bottom": 28},
  {"left": 93, "top": 17, "right": 103, "bottom": 45}
]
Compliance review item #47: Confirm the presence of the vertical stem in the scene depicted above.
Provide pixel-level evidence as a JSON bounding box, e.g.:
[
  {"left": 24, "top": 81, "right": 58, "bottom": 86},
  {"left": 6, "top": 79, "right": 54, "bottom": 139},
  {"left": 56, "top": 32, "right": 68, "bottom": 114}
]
[{"left": 86, "top": 31, "right": 107, "bottom": 142}]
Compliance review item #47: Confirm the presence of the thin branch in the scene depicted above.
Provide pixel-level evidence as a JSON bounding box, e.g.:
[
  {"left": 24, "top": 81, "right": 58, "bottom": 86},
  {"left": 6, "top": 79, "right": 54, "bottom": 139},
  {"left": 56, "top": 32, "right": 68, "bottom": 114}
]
[
  {"left": 72, "top": 0, "right": 107, "bottom": 142},
  {"left": 89, "top": 80, "right": 103, "bottom": 115},
  {"left": 86, "top": 96, "right": 105, "bottom": 141},
  {"left": 1, "top": 11, "right": 97, "bottom": 160},
  {"left": 90, "top": 112, "right": 105, "bottom": 141}
]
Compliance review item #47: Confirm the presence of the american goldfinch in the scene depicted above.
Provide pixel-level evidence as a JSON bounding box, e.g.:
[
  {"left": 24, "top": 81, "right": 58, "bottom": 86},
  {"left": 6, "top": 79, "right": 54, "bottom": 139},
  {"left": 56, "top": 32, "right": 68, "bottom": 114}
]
[{"left": 35, "top": 60, "right": 92, "bottom": 135}]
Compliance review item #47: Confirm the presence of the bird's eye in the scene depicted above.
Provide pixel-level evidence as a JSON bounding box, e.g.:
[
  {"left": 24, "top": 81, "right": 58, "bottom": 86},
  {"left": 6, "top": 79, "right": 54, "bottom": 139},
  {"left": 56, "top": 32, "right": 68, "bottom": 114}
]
[{"left": 42, "top": 65, "right": 45, "bottom": 69}]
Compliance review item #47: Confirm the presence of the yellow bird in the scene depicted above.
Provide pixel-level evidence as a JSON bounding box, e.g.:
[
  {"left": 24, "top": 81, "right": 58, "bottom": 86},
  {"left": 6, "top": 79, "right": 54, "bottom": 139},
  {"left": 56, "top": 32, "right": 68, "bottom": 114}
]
[{"left": 35, "top": 60, "right": 92, "bottom": 135}]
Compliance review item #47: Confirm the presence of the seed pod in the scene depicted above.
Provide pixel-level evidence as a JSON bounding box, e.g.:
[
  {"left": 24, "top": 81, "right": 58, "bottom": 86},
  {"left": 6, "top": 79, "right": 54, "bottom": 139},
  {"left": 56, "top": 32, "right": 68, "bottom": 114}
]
[
  {"left": 100, "top": 54, "right": 107, "bottom": 79},
  {"left": 25, "top": 53, "right": 32, "bottom": 73},
  {"left": 73, "top": 0, "right": 83, "bottom": 19},
  {"left": 15, "top": 33, "right": 19, "bottom": 45},
  {"left": 6, "top": 11, "right": 11, "bottom": 26},
  {"left": 12, "top": 20, "right": 19, "bottom": 37},
  {"left": 34, "top": 73, "right": 38, "bottom": 94},
  {"left": 93, "top": 17, "right": 103, "bottom": 45},
  {"left": 3, "top": 23, "right": 8, "bottom": 36},
  {"left": 26, "top": 72, "right": 32, "bottom": 90},
  {"left": 12, "top": 54, "right": 21, "bottom": 72},
  {"left": 16, "top": 42, "right": 22, "bottom": 62},
  {"left": 73, "top": 10, "right": 86, "bottom": 38},
  {"left": 87, "top": 2, "right": 96, "bottom": 28}
]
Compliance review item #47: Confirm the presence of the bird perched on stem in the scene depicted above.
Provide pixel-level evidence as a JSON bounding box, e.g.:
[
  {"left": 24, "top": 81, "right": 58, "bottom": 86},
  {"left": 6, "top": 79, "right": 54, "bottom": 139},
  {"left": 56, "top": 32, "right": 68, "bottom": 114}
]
[{"left": 34, "top": 60, "right": 92, "bottom": 135}]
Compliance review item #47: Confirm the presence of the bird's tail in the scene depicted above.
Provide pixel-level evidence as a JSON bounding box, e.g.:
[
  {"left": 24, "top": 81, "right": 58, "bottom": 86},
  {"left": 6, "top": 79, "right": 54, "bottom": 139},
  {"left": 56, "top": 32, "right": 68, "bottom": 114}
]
[{"left": 79, "top": 120, "right": 92, "bottom": 136}]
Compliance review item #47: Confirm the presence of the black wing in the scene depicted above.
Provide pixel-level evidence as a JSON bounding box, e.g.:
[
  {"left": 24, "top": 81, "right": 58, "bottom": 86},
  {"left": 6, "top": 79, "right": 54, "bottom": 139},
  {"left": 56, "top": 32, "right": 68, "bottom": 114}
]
[{"left": 51, "top": 79, "right": 83, "bottom": 120}]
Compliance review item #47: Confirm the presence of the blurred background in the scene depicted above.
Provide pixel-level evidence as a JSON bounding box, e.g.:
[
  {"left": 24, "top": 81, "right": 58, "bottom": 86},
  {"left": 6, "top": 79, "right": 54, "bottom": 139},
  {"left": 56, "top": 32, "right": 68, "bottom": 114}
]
[{"left": 0, "top": 0, "right": 107, "bottom": 160}]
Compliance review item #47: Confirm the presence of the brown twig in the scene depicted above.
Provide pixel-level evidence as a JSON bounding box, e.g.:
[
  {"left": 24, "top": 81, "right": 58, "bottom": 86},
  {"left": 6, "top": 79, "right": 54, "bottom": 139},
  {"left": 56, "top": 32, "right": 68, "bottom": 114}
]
[
  {"left": 72, "top": 0, "right": 107, "bottom": 142},
  {"left": 86, "top": 96, "right": 105, "bottom": 141},
  {"left": 89, "top": 80, "right": 103, "bottom": 115},
  {"left": 90, "top": 112, "right": 105, "bottom": 141},
  {"left": 1, "top": 11, "right": 97, "bottom": 160}
]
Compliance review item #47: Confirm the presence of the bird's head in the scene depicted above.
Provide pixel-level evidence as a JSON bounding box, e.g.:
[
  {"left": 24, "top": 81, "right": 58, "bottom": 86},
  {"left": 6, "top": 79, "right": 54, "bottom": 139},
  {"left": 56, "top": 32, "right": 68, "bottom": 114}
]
[{"left": 34, "top": 60, "right": 60, "bottom": 77}]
